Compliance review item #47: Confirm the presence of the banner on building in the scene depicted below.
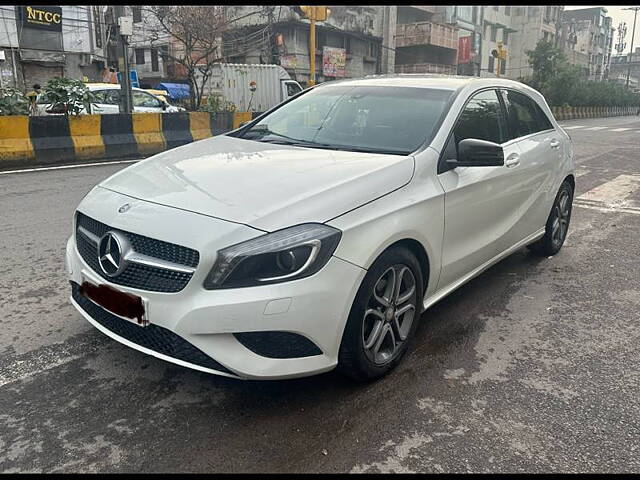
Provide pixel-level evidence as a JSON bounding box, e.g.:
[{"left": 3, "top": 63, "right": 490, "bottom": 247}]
[
  {"left": 322, "top": 47, "right": 346, "bottom": 78},
  {"left": 19, "top": 6, "right": 63, "bottom": 32},
  {"left": 458, "top": 35, "right": 471, "bottom": 64},
  {"left": 280, "top": 54, "right": 297, "bottom": 69}
]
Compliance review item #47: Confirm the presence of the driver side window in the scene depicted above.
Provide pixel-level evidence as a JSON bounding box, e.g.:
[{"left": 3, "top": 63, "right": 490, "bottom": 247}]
[
  {"left": 443, "top": 89, "right": 506, "bottom": 162},
  {"left": 454, "top": 89, "right": 506, "bottom": 145}
]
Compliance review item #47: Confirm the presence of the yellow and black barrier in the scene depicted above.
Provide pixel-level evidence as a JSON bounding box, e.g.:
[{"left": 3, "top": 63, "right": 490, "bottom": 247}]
[{"left": 0, "top": 111, "right": 236, "bottom": 170}]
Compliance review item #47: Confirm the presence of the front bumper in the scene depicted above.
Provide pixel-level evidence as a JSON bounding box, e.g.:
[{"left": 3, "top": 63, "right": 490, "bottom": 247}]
[{"left": 66, "top": 190, "right": 366, "bottom": 380}]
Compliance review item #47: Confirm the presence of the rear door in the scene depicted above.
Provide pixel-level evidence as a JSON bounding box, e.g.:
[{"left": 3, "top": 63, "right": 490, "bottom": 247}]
[
  {"left": 497, "top": 89, "right": 560, "bottom": 247},
  {"left": 437, "top": 89, "right": 523, "bottom": 290}
]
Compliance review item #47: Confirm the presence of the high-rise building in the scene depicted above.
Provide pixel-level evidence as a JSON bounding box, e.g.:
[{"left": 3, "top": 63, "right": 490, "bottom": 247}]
[
  {"left": 505, "top": 6, "right": 563, "bottom": 80},
  {"left": 561, "top": 7, "right": 614, "bottom": 81}
]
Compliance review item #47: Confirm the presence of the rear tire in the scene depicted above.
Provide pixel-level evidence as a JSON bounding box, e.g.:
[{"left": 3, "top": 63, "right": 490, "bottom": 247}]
[
  {"left": 338, "top": 246, "right": 424, "bottom": 382},
  {"left": 528, "top": 180, "right": 574, "bottom": 256}
]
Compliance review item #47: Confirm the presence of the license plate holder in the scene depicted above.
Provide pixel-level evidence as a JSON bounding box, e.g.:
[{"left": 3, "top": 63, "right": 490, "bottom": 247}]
[{"left": 79, "top": 280, "right": 149, "bottom": 326}]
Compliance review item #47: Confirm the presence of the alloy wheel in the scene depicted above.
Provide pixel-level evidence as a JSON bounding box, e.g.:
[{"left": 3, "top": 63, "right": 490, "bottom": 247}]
[
  {"left": 362, "top": 264, "right": 417, "bottom": 365},
  {"left": 551, "top": 189, "right": 571, "bottom": 248}
]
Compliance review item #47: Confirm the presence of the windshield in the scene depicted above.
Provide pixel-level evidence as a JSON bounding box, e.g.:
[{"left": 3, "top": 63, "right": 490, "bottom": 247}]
[{"left": 239, "top": 85, "right": 454, "bottom": 155}]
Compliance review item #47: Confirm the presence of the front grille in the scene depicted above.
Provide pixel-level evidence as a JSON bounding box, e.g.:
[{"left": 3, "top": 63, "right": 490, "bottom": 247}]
[
  {"left": 71, "top": 282, "right": 232, "bottom": 374},
  {"left": 75, "top": 211, "right": 199, "bottom": 293}
]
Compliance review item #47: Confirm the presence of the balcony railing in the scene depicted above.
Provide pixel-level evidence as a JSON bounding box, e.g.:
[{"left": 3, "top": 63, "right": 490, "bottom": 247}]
[
  {"left": 395, "top": 63, "right": 457, "bottom": 75},
  {"left": 395, "top": 21, "right": 458, "bottom": 50}
]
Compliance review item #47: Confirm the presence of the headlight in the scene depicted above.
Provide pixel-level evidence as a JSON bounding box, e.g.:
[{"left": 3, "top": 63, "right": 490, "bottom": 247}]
[{"left": 203, "top": 224, "right": 342, "bottom": 289}]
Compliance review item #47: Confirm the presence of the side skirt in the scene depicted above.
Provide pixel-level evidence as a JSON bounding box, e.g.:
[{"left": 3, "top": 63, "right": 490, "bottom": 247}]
[{"left": 423, "top": 228, "right": 545, "bottom": 311}]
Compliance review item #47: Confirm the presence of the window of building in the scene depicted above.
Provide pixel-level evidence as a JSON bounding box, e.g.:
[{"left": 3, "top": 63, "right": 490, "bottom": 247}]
[
  {"left": 132, "top": 6, "right": 142, "bottom": 23},
  {"left": 491, "top": 25, "right": 497, "bottom": 42},
  {"left": 504, "top": 6, "right": 511, "bottom": 15},
  {"left": 151, "top": 48, "right": 159, "bottom": 72},
  {"left": 493, "top": 6, "right": 499, "bottom": 11},
  {"left": 503, "top": 31, "right": 509, "bottom": 45},
  {"left": 135, "top": 48, "right": 145, "bottom": 65},
  {"left": 488, "top": 55, "right": 495, "bottom": 73},
  {"left": 457, "top": 6, "right": 473, "bottom": 23},
  {"left": 453, "top": 89, "right": 506, "bottom": 145}
]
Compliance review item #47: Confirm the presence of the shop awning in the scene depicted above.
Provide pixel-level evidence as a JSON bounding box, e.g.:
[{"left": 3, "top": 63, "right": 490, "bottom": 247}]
[{"left": 155, "top": 83, "right": 190, "bottom": 100}]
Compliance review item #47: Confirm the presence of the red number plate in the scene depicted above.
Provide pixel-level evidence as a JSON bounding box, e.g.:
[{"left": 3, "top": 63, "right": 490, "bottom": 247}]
[{"left": 80, "top": 281, "right": 148, "bottom": 326}]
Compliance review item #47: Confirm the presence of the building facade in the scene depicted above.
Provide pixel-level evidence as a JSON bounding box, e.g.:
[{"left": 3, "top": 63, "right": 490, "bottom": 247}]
[
  {"left": 431, "top": 6, "right": 483, "bottom": 76},
  {"left": 561, "top": 7, "right": 614, "bottom": 81},
  {"left": 610, "top": 48, "right": 640, "bottom": 89},
  {"left": 501, "top": 6, "right": 563, "bottom": 80},
  {"left": 0, "top": 5, "right": 107, "bottom": 90},
  {"left": 392, "top": 6, "right": 458, "bottom": 76},
  {"left": 220, "top": 6, "right": 384, "bottom": 86},
  {"left": 478, "top": 6, "right": 518, "bottom": 78}
]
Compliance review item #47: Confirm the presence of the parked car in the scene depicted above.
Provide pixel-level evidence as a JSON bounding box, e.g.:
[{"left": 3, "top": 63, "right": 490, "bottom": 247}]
[
  {"left": 66, "top": 76, "right": 574, "bottom": 381},
  {"left": 36, "top": 83, "right": 185, "bottom": 115}
]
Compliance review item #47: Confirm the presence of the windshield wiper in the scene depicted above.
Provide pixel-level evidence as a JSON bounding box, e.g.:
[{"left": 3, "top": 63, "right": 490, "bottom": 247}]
[
  {"left": 259, "top": 138, "right": 341, "bottom": 150},
  {"left": 338, "top": 146, "right": 411, "bottom": 156}
]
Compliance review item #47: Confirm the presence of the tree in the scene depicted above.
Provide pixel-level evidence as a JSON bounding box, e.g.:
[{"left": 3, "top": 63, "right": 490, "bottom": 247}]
[
  {"left": 522, "top": 39, "right": 640, "bottom": 108},
  {"left": 525, "top": 40, "right": 568, "bottom": 91},
  {"left": 143, "top": 6, "right": 227, "bottom": 111}
]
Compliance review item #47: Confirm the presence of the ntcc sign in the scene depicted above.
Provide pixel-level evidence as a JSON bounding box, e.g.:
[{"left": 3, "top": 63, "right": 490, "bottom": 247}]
[{"left": 20, "top": 6, "right": 62, "bottom": 32}]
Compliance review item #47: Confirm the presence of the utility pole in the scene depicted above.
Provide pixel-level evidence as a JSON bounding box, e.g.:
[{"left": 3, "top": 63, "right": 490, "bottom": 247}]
[
  {"left": 624, "top": 7, "right": 639, "bottom": 88},
  {"left": 298, "top": 6, "right": 330, "bottom": 86},
  {"left": 114, "top": 6, "right": 133, "bottom": 113}
]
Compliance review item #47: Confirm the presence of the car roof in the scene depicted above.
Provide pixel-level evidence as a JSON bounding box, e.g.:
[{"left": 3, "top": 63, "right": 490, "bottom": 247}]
[
  {"left": 85, "top": 83, "right": 145, "bottom": 92},
  {"left": 316, "top": 74, "right": 531, "bottom": 93}
]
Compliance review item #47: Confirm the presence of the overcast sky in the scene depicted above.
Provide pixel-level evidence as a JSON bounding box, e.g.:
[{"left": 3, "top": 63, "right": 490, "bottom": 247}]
[{"left": 564, "top": 5, "right": 640, "bottom": 55}]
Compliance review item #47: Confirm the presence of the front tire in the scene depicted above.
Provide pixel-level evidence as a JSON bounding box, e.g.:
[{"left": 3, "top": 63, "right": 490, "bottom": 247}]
[
  {"left": 528, "top": 180, "right": 574, "bottom": 256},
  {"left": 338, "top": 246, "right": 424, "bottom": 382}
]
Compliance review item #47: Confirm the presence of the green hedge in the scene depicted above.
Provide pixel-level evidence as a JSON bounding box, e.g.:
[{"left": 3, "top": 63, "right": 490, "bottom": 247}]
[{"left": 520, "top": 40, "right": 640, "bottom": 108}]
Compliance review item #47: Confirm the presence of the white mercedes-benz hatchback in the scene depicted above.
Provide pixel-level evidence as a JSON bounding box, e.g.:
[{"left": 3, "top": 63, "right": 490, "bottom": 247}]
[{"left": 67, "top": 76, "right": 574, "bottom": 381}]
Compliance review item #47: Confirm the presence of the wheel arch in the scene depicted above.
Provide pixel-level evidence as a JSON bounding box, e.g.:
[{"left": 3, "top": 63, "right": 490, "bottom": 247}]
[
  {"left": 378, "top": 238, "right": 430, "bottom": 300},
  {"left": 564, "top": 173, "right": 575, "bottom": 192}
]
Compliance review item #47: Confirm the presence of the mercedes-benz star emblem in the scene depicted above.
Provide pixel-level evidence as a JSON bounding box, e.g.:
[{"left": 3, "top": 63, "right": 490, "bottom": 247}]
[{"left": 98, "top": 231, "right": 129, "bottom": 277}]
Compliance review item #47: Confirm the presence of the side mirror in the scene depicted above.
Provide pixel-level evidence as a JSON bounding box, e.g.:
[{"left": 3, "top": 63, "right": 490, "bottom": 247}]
[
  {"left": 447, "top": 138, "right": 504, "bottom": 168},
  {"left": 161, "top": 102, "right": 167, "bottom": 111}
]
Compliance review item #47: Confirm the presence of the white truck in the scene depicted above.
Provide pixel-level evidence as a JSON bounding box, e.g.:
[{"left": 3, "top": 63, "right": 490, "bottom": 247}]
[{"left": 201, "top": 63, "right": 304, "bottom": 113}]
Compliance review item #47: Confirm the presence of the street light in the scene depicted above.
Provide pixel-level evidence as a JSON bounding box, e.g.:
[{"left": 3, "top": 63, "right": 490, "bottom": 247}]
[{"left": 623, "top": 7, "right": 640, "bottom": 88}]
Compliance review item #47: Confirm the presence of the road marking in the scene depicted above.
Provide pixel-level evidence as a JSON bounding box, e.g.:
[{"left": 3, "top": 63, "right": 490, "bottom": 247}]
[
  {"left": 0, "top": 158, "right": 142, "bottom": 176},
  {"left": 574, "top": 168, "right": 589, "bottom": 178},
  {"left": 574, "top": 201, "right": 640, "bottom": 215},
  {"left": 575, "top": 174, "right": 640, "bottom": 215},
  {"left": 563, "top": 126, "right": 586, "bottom": 130},
  {"left": 611, "top": 128, "right": 632, "bottom": 132},
  {"left": 583, "top": 126, "right": 608, "bottom": 131}
]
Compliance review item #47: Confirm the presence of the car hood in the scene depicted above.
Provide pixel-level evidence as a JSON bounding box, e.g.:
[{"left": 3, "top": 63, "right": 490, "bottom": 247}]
[{"left": 100, "top": 135, "right": 415, "bottom": 232}]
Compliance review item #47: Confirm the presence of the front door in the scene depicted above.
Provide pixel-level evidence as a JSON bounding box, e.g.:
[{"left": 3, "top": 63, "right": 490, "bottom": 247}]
[{"left": 436, "top": 88, "right": 522, "bottom": 290}]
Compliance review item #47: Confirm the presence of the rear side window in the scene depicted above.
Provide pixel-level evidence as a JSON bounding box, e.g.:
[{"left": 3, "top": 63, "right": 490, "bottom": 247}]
[
  {"left": 453, "top": 89, "right": 507, "bottom": 145},
  {"left": 502, "top": 90, "right": 552, "bottom": 140}
]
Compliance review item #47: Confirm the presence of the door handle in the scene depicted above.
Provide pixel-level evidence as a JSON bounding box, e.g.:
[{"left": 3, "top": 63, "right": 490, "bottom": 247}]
[
  {"left": 550, "top": 139, "right": 560, "bottom": 149},
  {"left": 505, "top": 153, "right": 520, "bottom": 168}
]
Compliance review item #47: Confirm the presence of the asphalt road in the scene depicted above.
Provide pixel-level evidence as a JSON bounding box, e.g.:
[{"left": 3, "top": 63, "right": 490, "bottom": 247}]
[{"left": 1, "top": 115, "right": 640, "bottom": 473}]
